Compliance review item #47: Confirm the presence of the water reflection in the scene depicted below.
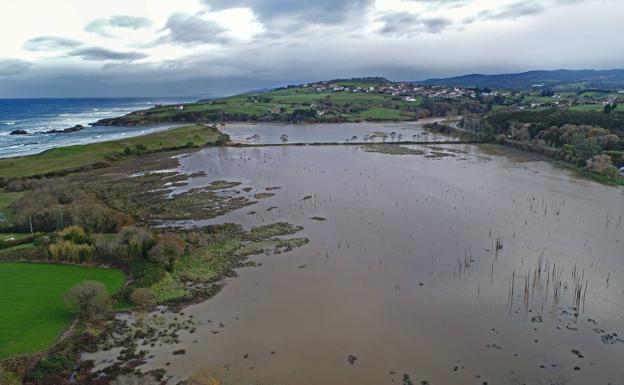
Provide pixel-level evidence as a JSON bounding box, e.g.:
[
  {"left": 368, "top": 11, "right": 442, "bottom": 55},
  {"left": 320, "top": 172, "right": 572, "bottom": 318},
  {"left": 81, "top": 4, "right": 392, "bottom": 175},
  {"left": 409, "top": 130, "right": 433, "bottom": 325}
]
[{"left": 221, "top": 119, "right": 455, "bottom": 144}]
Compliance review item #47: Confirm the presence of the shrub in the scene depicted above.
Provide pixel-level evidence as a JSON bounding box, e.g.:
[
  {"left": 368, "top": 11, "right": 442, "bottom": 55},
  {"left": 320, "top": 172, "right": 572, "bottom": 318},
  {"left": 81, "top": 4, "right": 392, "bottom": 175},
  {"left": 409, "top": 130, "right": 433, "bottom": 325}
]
[
  {"left": 64, "top": 281, "right": 112, "bottom": 321},
  {"left": 48, "top": 240, "right": 95, "bottom": 263},
  {"left": 117, "top": 226, "right": 154, "bottom": 260},
  {"left": 93, "top": 235, "right": 121, "bottom": 262},
  {"left": 601, "top": 165, "right": 621, "bottom": 180},
  {"left": 128, "top": 258, "right": 166, "bottom": 288},
  {"left": 57, "top": 226, "right": 89, "bottom": 244},
  {"left": 604, "top": 150, "right": 624, "bottom": 166},
  {"left": 587, "top": 154, "right": 614, "bottom": 173},
  {"left": 0, "top": 368, "right": 21, "bottom": 385},
  {"left": 129, "top": 287, "right": 155, "bottom": 309},
  {"left": 147, "top": 233, "right": 185, "bottom": 270},
  {"left": 28, "top": 354, "right": 74, "bottom": 382}
]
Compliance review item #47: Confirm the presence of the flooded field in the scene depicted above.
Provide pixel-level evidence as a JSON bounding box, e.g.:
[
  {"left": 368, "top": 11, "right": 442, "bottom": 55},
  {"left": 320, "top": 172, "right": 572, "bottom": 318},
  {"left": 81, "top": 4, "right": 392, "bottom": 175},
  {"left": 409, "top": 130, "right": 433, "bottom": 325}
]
[
  {"left": 221, "top": 119, "right": 455, "bottom": 144},
  {"left": 85, "top": 143, "right": 624, "bottom": 385}
]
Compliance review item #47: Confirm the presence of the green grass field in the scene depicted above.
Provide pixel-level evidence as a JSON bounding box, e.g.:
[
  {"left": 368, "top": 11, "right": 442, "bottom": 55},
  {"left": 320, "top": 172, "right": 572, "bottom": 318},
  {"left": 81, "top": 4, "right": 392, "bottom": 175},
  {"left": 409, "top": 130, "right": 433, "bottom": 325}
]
[
  {"left": 0, "top": 262, "right": 126, "bottom": 358},
  {"left": 0, "top": 124, "right": 222, "bottom": 179}
]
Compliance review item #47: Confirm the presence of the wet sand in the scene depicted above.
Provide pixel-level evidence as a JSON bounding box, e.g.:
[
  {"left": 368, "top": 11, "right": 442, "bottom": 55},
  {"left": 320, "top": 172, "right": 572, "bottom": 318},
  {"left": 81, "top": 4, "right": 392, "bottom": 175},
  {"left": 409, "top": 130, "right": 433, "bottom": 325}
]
[{"left": 86, "top": 143, "right": 624, "bottom": 385}]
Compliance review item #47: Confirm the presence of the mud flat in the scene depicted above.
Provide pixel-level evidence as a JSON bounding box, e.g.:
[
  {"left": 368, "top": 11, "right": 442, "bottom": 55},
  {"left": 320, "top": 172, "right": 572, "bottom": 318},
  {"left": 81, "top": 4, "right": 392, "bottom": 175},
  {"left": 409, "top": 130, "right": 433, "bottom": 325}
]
[{"left": 85, "top": 143, "right": 624, "bottom": 385}]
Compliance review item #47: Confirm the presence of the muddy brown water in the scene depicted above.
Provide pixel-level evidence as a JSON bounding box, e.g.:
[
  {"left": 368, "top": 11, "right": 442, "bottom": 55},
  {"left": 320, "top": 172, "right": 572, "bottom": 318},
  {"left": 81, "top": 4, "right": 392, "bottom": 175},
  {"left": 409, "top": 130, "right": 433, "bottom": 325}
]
[
  {"left": 87, "top": 144, "right": 624, "bottom": 385},
  {"left": 221, "top": 119, "right": 455, "bottom": 144}
]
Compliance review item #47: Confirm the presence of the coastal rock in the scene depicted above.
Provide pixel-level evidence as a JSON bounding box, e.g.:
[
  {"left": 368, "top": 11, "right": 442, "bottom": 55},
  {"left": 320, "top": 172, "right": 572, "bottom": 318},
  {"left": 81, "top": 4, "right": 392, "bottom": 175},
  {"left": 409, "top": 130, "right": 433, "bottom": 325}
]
[
  {"left": 9, "top": 129, "right": 28, "bottom": 135},
  {"left": 45, "top": 124, "right": 85, "bottom": 134}
]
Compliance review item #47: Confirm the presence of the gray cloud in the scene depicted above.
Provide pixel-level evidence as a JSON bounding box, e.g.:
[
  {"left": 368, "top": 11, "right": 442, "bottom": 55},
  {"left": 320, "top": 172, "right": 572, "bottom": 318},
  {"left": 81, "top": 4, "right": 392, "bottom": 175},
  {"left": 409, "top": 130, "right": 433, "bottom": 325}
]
[
  {"left": 405, "top": 0, "right": 471, "bottom": 8},
  {"left": 67, "top": 47, "right": 147, "bottom": 61},
  {"left": 0, "top": 0, "right": 615, "bottom": 98},
  {"left": 85, "top": 15, "right": 152, "bottom": 37},
  {"left": 468, "top": 0, "right": 587, "bottom": 23},
  {"left": 23, "top": 36, "right": 83, "bottom": 51},
  {"left": 476, "top": 2, "right": 545, "bottom": 20},
  {"left": 158, "top": 13, "right": 228, "bottom": 45},
  {"left": 202, "top": 0, "right": 373, "bottom": 24},
  {"left": 378, "top": 12, "right": 454, "bottom": 36},
  {"left": 0, "top": 59, "right": 31, "bottom": 76}
]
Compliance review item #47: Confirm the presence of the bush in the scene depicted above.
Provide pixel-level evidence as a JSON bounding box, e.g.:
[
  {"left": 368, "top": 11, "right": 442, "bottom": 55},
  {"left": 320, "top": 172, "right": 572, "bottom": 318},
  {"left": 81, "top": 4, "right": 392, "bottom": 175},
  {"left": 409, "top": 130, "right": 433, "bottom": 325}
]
[
  {"left": 129, "top": 287, "right": 155, "bottom": 309},
  {"left": 64, "top": 280, "right": 112, "bottom": 321},
  {"left": 147, "top": 233, "right": 185, "bottom": 270},
  {"left": 604, "top": 150, "right": 624, "bottom": 166},
  {"left": 0, "top": 368, "right": 21, "bottom": 385},
  {"left": 587, "top": 154, "right": 614, "bottom": 173},
  {"left": 28, "top": 354, "right": 74, "bottom": 382},
  {"left": 601, "top": 165, "right": 621, "bottom": 180},
  {"left": 128, "top": 258, "right": 166, "bottom": 288},
  {"left": 93, "top": 235, "right": 121, "bottom": 262},
  {"left": 117, "top": 226, "right": 154, "bottom": 260},
  {"left": 48, "top": 240, "right": 95, "bottom": 263},
  {"left": 57, "top": 226, "right": 89, "bottom": 244}
]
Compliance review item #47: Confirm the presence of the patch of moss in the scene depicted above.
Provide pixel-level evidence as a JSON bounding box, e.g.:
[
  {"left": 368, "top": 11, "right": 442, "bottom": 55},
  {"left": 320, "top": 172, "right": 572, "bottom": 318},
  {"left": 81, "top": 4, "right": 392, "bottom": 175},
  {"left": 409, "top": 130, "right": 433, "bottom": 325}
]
[
  {"left": 254, "top": 192, "right": 275, "bottom": 199},
  {"left": 362, "top": 144, "right": 425, "bottom": 155}
]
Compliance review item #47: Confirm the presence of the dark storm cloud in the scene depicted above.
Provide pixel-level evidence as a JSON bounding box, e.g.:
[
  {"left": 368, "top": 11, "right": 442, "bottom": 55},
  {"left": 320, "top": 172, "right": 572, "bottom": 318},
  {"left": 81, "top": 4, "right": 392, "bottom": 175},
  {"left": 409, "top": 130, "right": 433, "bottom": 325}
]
[
  {"left": 378, "top": 12, "right": 453, "bottom": 36},
  {"left": 202, "top": 0, "right": 373, "bottom": 24},
  {"left": 85, "top": 15, "right": 152, "bottom": 37},
  {"left": 23, "top": 36, "right": 83, "bottom": 51},
  {"left": 67, "top": 47, "right": 147, "bottom": 61},
  {"left": 0, "top": 59, "right": 31, "bottom": 76},
  {"left": 158, "top": 13, "right": 228, "bottom": 44}
]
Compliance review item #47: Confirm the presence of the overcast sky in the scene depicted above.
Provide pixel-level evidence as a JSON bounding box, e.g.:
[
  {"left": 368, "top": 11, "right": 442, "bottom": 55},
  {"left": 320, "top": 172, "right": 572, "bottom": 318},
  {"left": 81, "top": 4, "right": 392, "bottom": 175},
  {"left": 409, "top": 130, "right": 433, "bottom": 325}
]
[{"left": 0, "top": 0, "right": 622, "bottom": 98}]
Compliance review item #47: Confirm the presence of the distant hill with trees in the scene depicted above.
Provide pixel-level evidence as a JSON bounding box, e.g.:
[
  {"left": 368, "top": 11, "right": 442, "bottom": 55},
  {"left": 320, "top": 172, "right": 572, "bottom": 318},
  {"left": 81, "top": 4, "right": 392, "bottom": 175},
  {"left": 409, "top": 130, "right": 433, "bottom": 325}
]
[{"left": 418, "top": 69, "right": 624, "bottom": 91}]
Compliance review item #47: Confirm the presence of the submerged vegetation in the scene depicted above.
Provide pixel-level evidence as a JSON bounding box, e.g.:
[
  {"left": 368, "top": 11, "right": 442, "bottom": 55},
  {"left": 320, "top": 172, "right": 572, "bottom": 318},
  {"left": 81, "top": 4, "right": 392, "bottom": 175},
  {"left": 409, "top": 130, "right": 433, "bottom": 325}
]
[{"left": 0, "top": 143, "right": 309, "bottom": 384}]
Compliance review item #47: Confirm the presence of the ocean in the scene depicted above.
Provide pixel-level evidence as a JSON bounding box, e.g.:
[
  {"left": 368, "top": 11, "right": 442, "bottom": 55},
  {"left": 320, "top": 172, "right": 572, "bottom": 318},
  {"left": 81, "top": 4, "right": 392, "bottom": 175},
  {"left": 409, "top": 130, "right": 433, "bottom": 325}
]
[{"left": 0, "top": 97, "right": 196, "bottom": 158}]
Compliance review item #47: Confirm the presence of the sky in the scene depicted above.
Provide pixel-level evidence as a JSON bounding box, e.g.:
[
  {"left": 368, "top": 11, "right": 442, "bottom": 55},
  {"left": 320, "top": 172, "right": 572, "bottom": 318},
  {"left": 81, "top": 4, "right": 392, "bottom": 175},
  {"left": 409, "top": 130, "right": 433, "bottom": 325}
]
[{"left": 0, "top": 0, "right": 622, "bottom": 98}]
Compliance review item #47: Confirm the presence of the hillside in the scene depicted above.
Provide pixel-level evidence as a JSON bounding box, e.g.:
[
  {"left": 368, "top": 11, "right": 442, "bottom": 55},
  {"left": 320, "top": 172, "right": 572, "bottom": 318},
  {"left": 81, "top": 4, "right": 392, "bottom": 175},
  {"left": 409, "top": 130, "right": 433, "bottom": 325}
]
[
  {"left": 95, "top": 78, "right": 486, "bottom": 126},
  {"left": 418, "top": 69, "right": 624, "bottom": 91}
]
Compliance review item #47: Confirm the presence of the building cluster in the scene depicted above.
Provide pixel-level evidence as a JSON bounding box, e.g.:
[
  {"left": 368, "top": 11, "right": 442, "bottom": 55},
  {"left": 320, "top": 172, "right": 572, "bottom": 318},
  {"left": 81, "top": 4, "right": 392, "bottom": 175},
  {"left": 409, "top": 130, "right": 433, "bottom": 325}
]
[{"left": 301, "top": 81, "right": 499, "bottom": 102}]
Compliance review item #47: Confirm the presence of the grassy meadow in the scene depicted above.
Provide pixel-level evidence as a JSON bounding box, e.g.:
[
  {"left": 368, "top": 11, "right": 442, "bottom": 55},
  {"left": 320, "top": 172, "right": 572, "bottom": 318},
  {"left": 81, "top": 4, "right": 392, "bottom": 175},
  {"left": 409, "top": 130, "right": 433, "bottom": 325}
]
[
  {"left": 0, "top": 124, "right": 222, "bottom": 179},
  {"left": 0, "top": 262, "right": 125, "bottom": 358}
]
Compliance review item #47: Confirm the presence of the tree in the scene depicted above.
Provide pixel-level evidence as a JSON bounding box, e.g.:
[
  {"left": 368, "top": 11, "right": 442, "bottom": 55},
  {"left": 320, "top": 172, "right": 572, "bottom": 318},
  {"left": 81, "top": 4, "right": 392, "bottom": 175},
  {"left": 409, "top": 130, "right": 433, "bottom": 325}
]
[
  {"left": 572, "top": 135, "right": 601, "bottom": 161},
  {"left": 64, "top": 281, "right": 112, "bottom": 321}
]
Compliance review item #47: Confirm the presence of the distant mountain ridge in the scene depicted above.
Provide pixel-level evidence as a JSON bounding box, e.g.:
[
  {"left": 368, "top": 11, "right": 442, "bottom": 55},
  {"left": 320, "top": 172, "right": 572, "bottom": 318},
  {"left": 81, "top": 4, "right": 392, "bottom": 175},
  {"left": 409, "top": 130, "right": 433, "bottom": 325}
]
[{"left": 417, "top": 69, "right": 624, "bottom": 90}]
